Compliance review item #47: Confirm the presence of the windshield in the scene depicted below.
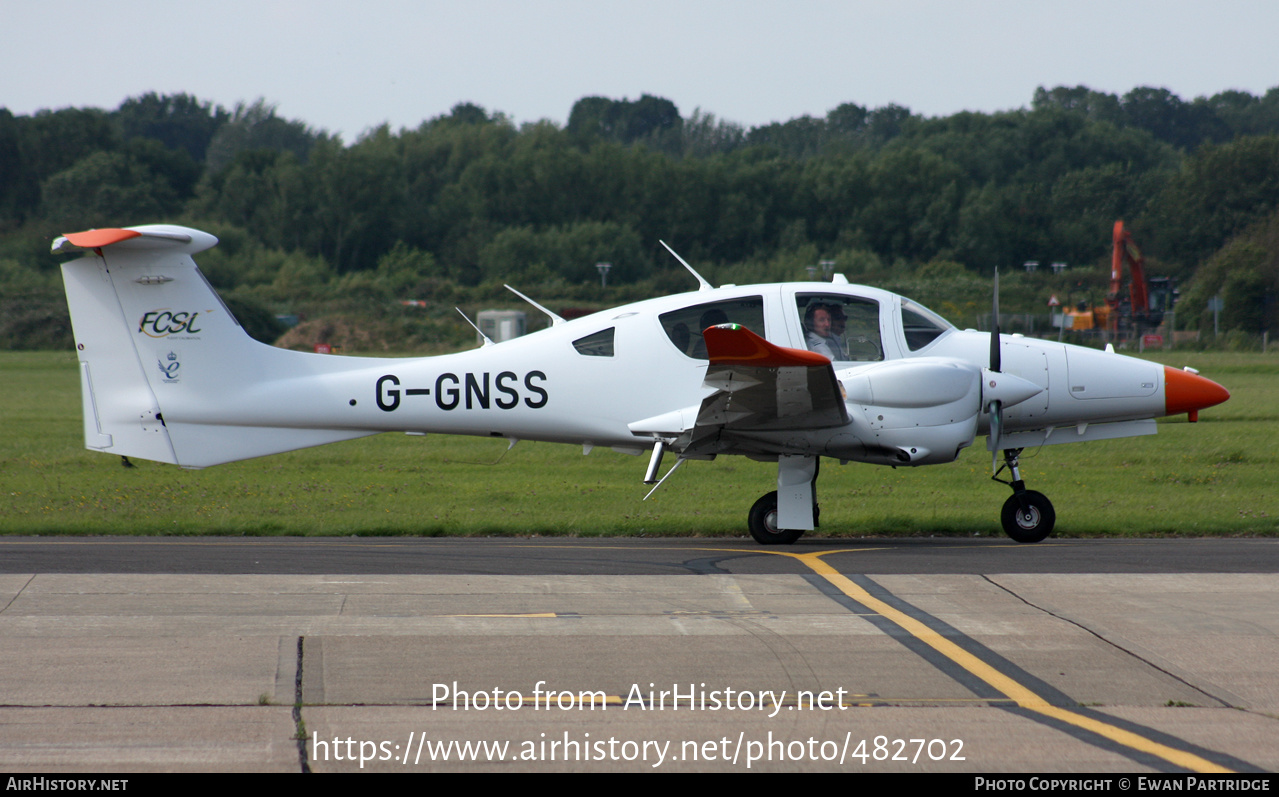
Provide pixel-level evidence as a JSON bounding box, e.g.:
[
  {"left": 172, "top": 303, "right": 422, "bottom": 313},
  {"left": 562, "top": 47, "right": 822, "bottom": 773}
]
[{"left": 900, "top": 299, "right": 953, "bottom": 351}]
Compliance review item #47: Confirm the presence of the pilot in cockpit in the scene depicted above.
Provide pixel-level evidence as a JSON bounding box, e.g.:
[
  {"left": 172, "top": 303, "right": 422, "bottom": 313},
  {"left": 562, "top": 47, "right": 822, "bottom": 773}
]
[{"left": 803, "top": 303, "right": 841, "bottom": 361}]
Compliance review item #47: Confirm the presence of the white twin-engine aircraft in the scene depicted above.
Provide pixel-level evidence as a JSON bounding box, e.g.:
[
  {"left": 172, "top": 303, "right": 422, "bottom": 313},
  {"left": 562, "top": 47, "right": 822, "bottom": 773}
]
[{"left": 54, "top": 225, "right": 1229, "bottom": 544}]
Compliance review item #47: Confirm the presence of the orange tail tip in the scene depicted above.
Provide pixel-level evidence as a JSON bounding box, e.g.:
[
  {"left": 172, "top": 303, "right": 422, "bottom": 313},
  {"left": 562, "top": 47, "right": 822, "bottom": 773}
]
[
  {"left": 61, "top": 228, "right": 143, "bottom": 248},
  {"left": 704, "top": 324, "right": 831, "bottom": 368},
  {"left": 1164, "top": 366, "right": 1230, "bottom": 417}
]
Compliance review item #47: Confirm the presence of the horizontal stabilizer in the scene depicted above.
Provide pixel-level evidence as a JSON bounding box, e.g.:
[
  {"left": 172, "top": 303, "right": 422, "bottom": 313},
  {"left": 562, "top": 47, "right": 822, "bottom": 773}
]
[{"left": 165, "top": 424, "right": 377, "bottom": 468}]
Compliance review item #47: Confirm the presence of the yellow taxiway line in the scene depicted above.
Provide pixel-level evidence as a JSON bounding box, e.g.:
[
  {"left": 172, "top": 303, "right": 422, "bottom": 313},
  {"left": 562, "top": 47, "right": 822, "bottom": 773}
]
[{"left": 786, "top": 548, "right": 1232, "bottom": 774}]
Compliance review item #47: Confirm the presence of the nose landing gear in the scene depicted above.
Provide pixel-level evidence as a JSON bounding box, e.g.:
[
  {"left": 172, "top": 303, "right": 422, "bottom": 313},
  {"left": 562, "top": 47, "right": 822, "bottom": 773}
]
[{"left": 994, "top": 448, "right": 1055, "bottom": 543}]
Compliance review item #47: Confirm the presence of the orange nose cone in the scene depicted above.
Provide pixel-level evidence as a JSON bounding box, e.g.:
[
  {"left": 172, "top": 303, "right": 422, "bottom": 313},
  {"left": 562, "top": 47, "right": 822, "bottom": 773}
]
[{"left": 1164, "top": 367, "right": 1230, "bottom": 416}]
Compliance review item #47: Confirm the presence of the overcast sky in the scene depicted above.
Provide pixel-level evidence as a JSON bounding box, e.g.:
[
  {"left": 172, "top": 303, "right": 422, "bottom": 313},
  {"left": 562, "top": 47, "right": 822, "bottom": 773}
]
[{"left": 4, "top": 0, "right": 1277, "bottom": 141}]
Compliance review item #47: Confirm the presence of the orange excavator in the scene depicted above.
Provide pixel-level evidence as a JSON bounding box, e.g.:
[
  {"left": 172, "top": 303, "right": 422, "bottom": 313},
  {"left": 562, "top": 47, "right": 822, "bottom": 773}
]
[{"left": 1100, "top": 220, "right": 1174, "bottom": 339}]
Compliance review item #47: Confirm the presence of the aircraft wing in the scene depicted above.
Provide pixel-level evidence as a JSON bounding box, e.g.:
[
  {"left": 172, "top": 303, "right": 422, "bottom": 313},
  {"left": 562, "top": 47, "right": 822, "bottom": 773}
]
[{"left": 694, "top": 324, "right": 849, "bottom": 433}]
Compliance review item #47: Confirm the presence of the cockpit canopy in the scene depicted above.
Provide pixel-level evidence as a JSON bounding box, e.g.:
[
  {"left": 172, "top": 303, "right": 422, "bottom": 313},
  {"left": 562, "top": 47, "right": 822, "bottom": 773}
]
[{"left": 624, "top": 282, "right": 955, "bottom": 365}]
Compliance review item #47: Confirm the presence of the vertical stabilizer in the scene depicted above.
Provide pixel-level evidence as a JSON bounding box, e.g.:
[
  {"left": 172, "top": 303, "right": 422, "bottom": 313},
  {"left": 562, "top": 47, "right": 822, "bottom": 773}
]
[
  {"left": 55, "top": 225, "right": 374, "bottom": 467},
  {"left": 57, "top": 229, "right": 198, "bottom": 464}
]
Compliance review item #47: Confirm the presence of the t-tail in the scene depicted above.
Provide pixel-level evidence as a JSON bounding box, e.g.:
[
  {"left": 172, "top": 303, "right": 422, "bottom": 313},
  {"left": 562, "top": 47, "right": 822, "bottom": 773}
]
[{"left": 55, "top": 225, "right": 378, "bottom": 468}]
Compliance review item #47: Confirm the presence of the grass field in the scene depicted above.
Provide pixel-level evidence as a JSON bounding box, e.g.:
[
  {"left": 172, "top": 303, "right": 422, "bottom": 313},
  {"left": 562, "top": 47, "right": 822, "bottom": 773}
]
[{"left": 2, "top": 349, "right": 1275, "bottom": 539}]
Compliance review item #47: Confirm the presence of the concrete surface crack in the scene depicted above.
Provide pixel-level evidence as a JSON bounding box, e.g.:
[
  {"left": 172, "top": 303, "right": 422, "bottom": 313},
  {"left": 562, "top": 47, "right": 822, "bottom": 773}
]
[
  {"left": 0, "top": 574, "right": 35, "bottom": 615},
  {"left": 980, "top": 575, "right": 1231, "bottom": 708},
  {"left": 295, "top": 635, "right": 310, "bottom": 773}
]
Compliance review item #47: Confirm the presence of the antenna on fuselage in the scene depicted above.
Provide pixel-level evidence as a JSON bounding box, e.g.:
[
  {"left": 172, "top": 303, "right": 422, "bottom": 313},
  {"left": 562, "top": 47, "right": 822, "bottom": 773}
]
[
  {"left": 504, "top": 284, "right": 565, "bottom": 326},
  {"left": 456, "top": 307, "right": 493, "bottom": 347},
  {"left": 660, "top": 241, "right": 712, "bottom": 292}
]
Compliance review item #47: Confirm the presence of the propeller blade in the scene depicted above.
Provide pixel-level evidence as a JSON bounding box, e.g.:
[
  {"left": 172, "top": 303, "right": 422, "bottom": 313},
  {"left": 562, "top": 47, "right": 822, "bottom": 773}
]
[{"left": 990, "top": 267, "right": 1001, "bottom": 373}]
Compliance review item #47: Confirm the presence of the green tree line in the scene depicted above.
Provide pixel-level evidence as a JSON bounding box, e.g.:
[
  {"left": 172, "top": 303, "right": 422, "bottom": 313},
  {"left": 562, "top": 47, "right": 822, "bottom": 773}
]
[{"left": 4, "top": 85, "right": 1279, "bottom": 348}]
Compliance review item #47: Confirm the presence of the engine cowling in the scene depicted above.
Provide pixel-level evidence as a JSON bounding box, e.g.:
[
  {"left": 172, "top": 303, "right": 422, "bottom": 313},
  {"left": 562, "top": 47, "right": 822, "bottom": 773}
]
[{"left": 832, "top": 359, "right": 1043, "bottom": 465}]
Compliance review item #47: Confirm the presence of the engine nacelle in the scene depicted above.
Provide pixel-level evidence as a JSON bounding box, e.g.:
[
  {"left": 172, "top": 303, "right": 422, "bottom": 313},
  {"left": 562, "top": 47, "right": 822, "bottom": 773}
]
[
  {"left": 831, "top": 358, "right": 981, "bottom": 464},
  {"left": 822, "top": 415, "right": 979, "bottom": 465}
]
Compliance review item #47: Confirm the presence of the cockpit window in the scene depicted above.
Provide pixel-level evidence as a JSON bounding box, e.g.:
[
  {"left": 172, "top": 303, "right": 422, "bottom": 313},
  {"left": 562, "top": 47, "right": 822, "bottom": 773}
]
[
  {"left": 572, "top": 327, "right": 615, "bottom": 357},
  {"left": 659, "top": 296, "right": 765, "bottom": 359},
  {"left": 900, "top": 299, "right": 953, "bottom": 351},
  {"left": 796, "top": 294, "right": 883, "bottom": 362}
]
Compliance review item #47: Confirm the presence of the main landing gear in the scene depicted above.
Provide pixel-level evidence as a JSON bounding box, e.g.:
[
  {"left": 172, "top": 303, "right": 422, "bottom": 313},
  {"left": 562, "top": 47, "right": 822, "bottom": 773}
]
[
  {"left": 744, "top": 450, "right": 1055, "bottom": 545},
  {"left": 747, "top": 455, "right": 819, "bottom": 545},
  {"left": 993, "top": 448, "right": 1055, "bottom": 543},
  {"left": 748, "top": 492, "right": 802, "bottom": 545}
]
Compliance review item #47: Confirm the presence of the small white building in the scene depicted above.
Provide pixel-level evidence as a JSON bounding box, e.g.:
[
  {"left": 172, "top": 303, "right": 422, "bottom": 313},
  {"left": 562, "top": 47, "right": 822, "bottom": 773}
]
[{"left": 477, "top": 309, "right": 527, "bottom": 343}]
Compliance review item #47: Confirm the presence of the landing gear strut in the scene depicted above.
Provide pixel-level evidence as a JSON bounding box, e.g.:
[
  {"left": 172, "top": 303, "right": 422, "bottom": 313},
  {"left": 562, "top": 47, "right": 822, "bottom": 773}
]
[
  {"left": 747, "top": 455, "right": 819, "bottom": 545},
  {"left": 993, "top": 448, "right": 1055, "bottom": 543}
]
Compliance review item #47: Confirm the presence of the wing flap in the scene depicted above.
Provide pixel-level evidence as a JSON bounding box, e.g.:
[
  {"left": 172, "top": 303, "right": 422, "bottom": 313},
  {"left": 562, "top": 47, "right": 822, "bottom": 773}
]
[{"left": 695, "top": 324, "right": 849, "bottom": 433}]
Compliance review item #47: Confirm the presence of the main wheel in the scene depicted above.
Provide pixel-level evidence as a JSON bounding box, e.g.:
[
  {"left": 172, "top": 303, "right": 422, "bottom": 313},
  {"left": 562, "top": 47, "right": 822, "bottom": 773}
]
[
  {"left": 1000, "top": 490, "right": 1055, "bottom": 543},
  {"left": 748, "top": 491, "right": 804, "bottom": 545}
]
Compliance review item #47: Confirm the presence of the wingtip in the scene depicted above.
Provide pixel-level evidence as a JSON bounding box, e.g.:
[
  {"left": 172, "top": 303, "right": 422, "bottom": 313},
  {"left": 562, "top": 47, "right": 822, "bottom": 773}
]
[{"left": 704, "top": 324, "right": 830, "bottom": 367}]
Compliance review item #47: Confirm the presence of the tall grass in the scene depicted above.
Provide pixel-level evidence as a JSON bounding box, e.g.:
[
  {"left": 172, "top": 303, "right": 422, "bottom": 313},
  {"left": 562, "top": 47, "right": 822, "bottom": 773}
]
[{"left": 2, "top": 350, "right": 1274, "bottom": 538}]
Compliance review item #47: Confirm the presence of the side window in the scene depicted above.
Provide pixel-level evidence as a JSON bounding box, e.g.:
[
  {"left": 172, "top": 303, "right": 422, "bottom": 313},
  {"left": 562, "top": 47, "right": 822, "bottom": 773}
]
[
  {"left": 572, "top": 327, "right": 615, "bottom": 357},
  {"left": 659, "top": 296, "right": 765, "bottom": 359},
  {"left": 900, "top": 299, "right": 953, "bottom": 351},
  {"left": 796, "top": 294, "right": 883, "bottom": 362}
]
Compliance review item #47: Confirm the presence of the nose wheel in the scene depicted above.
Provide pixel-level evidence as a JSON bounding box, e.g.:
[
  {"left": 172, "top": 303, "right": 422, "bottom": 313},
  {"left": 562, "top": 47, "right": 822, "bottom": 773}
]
[
  {"left": 994, "top": 449, "right": 1055, "bottom": 543},
  {"left": 1000, "top": 489, "right": 1055, "bottom": 543}
]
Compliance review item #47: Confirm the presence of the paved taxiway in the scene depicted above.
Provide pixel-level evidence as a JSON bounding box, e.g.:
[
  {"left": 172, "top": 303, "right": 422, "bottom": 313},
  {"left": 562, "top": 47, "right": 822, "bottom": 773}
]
[{"left": 0, "top": 537, "right": 1275, "bottom": 772}]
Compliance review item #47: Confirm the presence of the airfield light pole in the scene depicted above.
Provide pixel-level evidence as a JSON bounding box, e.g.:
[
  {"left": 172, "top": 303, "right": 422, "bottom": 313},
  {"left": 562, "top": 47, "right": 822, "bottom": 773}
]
[
  {"left": 596, "top": 262, "right": 612, "bottom": 289},
  {"left": 808, "top": 261, "right": 837, "bottom": 281}
]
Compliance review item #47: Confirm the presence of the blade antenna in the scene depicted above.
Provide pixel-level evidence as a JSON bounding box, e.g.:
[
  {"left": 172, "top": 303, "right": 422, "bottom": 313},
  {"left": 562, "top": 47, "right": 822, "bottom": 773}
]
[
  {"left": 660, "top": 241, "right": 712, "bottom": 291},
  {"left": 456, "top": 308, "right": 494, "bottom": 347},
  {"left": 505, "top": 284, "right": 565, "bottom": 326}
]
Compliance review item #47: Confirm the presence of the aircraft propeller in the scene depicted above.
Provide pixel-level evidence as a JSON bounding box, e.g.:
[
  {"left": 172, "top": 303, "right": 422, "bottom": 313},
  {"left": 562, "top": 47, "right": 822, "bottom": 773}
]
[
  {"left": 988, "top": 267, "right": 1004, "bottom": 472},
  {"left": 990, "top": 267, "right": 1002, "bottom": 373}
]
